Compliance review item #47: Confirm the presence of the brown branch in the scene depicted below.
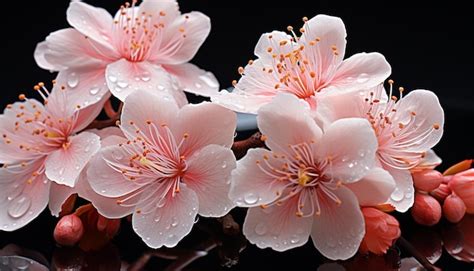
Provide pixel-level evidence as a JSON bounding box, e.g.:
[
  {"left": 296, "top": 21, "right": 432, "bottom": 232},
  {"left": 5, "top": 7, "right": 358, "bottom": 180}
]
[
  {"left": 85, "top": 116, "right": 119, "bottom": 130},
  {"left": 231, "top": 132, "right": 265, "bottom": 159},
  {"left": 396, "top": 236, "right": 441, "bottom": 271}
]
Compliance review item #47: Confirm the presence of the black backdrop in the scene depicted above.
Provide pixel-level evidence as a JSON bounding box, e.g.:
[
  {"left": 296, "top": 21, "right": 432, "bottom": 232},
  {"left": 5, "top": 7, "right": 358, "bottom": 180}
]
[{"left": 1, "top": 1, "right": 473, "bottom": 269}]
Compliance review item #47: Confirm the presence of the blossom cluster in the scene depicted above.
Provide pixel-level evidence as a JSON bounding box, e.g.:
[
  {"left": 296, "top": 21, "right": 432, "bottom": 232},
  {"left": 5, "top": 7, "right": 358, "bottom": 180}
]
[{"left": 1, "top": 0, "right": 469, "bottom": 261}]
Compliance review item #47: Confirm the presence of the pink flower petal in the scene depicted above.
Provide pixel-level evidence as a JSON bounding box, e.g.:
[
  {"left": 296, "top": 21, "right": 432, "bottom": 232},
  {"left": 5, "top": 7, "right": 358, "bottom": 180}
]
[
  {"left": 388, "top": 90, "right": 444, "bottom": 153},
  {"left": 163, "top": 63, "right": 219, "bottom": 97},
  {"left": 54, "top": 67, "right": 110, "bottom": 110},
  {"left": 73, "top": 94, "right": 109, "bottom": 133},
  {"left": 39, "top": 29, "right": 115, "bottom": 70},
  {"left": 45, "top": 132, "right": 101, "bottom": 187},
  {"left": 184, "top": 145, "right": 236, "bottom": 217},
  {"left": 254, "top": 31, "right": 294, "bottom": 61},
  {"left": 48, "top": 182, "right": 75, "bottom": 217},
  {"left": 211, "top": 89, "right": 274, "bottom": 114},
  {"left": 0, "top": 101, "right": 47, "bottom": 163},
  {"left": 66, "top": 1, "right": 116, "bottom": 50},
  {"left": 137, "top": 0, "right": 180, "bottom": 25},
  {"left": 34, "top": 41, "right": 56, "bottom": 71},
  {"left": 315, "top": 90, "right": 367, "bottom": 128},
  {"left": 0, "top": 159, "right": 51, "bottom": 231},
  {"left": 172, "top": 102, "right": 236, "bottom": 157},
  {"left": 417, "top": 149, "right": 442, "bottom": 170},
  {"left": 149, "top": 12, "right": 210, "bottom": 65},
  {"left": 120, "top": 89, "right": 179, "bottom": 141},
  {"left": 317, "top": 118, "right": 377, "bottom": 183},
  {"left": 257, "top": 94, "right": 322, "bottom": 154},
  {"left": 87, "top": 144, "right": 145, "bottom": 198},
  {"left": 105, "top": 59, "right": 185, "bottom": 104},
  {"left": 299, "top": 15, "right": 347, "bottom": 78},
  {"left": 346, "top": 168, "right": 396, "bottom": 206},
  {"left": 311, "top": 187, "right": 365, "bottom": 260},
  {"left": 132, "top": 185, "right": 199, "bottom": 248},
  {"left": 234, "top": 59, "right": 283, "bottom": 96},
  {"left": 331, "top": 53, "right": 391, "bottom": 92},
  {"left": 229, "top": 149, "right": 289, "bottom": 207},
  {"left": 77, "top": 170, "right": 136, "bottom": 219},
  {"left": 243, "top": 195, "right": 312, "bottom": 251},
  {"left": 385, "top": 168, "right": 415, "bottom": 212}
]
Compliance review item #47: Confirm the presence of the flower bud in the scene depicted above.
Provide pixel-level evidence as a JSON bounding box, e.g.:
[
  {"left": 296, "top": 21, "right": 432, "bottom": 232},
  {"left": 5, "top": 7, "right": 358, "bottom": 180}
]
[
  {"left": 54, "top": 214, "right": 84, "bottom": 246},
  {"left": 411, "top": 193, "right": 442, "bottom": 226},
  {"left": 443, "top": 194, "right": 466, "bottom": 223},
  {"left": 430, "top": 183, "right": 451, "bottom": 202},
  {"left": 359, "top": 207, "right": 401, "bottom": 255},
  {"left": 412, "top": 170, "right": 443, "bottom": 192},
  {"left": 449, "top": 169, "right": 474, "bottom": 214}
]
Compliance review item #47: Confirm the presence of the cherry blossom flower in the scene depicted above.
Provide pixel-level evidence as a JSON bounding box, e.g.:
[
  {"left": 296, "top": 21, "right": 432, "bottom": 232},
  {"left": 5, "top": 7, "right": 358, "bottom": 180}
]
[
  {"left": 0, "top": 84, "right": 103, "bottom": 231},
  {"left": 87, "top": 91, "right": 237, "bottom": 248},
  {"left": 212, "top": 14, "right": 391, "bottom": 113},
  {"left": 229, "top": 94, "right": 395, "bottom": 260},
  {"left": 35, "top": 0, "right": 218, "bottom": 108},
  {"left": 316, "top": 84, "right": 444, "bottom": 212}
]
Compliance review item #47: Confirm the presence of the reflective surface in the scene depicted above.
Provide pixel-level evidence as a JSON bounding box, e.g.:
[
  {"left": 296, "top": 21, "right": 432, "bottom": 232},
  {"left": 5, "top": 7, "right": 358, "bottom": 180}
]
[{"left": 1, "top": 213, "right": 473, "bottom": 270}]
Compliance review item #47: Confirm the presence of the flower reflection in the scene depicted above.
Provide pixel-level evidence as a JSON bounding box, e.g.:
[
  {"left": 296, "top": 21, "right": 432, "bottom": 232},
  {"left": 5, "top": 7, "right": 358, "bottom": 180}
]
[{"left": 2, "top": 215, "right": 474, "bottom": 270}]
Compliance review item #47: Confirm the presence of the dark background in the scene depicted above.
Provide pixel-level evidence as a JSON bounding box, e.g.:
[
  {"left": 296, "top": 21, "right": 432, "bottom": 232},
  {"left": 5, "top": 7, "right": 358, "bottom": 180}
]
[{"left": 1, "top": 1, "right": 473, "bottom": 270}]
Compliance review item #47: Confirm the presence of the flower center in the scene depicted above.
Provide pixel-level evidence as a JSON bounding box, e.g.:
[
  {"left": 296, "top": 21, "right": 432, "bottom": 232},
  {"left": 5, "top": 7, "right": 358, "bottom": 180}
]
[
  {"left": 111, "top": 120, "right": 190, "bottom": 211},
  {"left": 113, "top": 1, "right": 188, "bottom": 63},
  {"left": 2, "top": 82, "right": 76, "bottom": 157},
  {"left": 255, "top": 141, "right": 343, "bottom": 217}
]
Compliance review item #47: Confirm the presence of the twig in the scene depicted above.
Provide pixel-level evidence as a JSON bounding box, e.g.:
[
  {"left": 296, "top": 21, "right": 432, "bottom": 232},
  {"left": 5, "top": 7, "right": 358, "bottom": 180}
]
[
  {"left": 396, "top": 236, "right": 440, "bottom": 271},
  {"left": 231, "top": 132, "right": 265, "bottom": 159}
]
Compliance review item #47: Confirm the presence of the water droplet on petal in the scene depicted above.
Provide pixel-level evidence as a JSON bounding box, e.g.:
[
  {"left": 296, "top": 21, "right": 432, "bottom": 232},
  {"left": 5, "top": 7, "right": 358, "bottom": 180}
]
[
  {"left": 290, "top": 235, "right": 300, "bottom": 244},
  {"left": 221, "top": 161, "right": 227, "bottom": 169},
  {"left": 59, "top": 168, "right": 65, "bottom": 176},
  {"left": 84, "top": 145, "right": 91, "bottom": 153},
  {"left": 141, "top": 71, "right": 151, "bottom": 82},
  {"left": 154, "top": 216, "right": 161, "bottom": 222},
  {"left": 244, "top": 193, "right": 258, "bottom": 205},
  {"left": 67, "top": 72, "right": 79, "bottom": 88},
  {"left": 356, "top": 73, "right": 370, "bottom": 83},
  {"left": 157, "top": 85, "right": 165, "bottom": 91},
  {"left": 89, "top": 86, "right": 100, "bottom": 95},
  {"left": 348, "top": 162, "right": 354, "bottom": 168},
  {"left": 108, "top": 75, "right": 118, "bottom": 83},
  {"left": 171, "top": 217, "right": 178, "bottom": 227},
  {"left": 117, "top": 81, "right": 129, "bottom": 88},
  {"left": 10, "top": 257, "right": 31, "bottom": 269},
  {"left": 75, "top": 164, "right": 81, "bottom": 170},
  {"left": 255, "top": 223, "right": 267, "bottom": 235},
  {"left": 168, "top": 234, "right": 175, "bottom": 240},
  {"left": 8, "top": 195, "right": 32, "bottom": 218},
  {"left": 327, "top": 237, "right": 336, "bottom": 248},
  {"left": 146, "top": 236, "right": 151, "bottom": 241},
  {"left": 194, "top": 82, "right": 202, "bottom": 89},
  {"left": 391, "top": 187, "right": 404, "bottom": 202}
]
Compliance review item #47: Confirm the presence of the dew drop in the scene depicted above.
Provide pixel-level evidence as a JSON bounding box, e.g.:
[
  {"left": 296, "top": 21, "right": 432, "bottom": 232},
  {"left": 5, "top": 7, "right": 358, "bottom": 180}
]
[
  {"left": 8, "top": 196, "right": 32, "bottom": 218},
  {"left": 67, "top": 72, "right": 79, "bottom": 88},
  {"left": 100, "top": 189, "right": 107, "bottom": 194},
  {"left": 108, "top": 75, "right": 118, "bottom": 83},
  {"left": 255, "top": 223, "right": 267, "bottom": 235},
  {"left": 244, "top": 193, "right": 258, "bottom": 205},
  {"left": 154, "top": 216, "right": 161, "bottom": 222},
  {"left": 89, "top": 86, "right": 100, "bottom": 95},
  {"left": 141, "top": 72, "right": 151, "bottom": 82},
  {"left": 221, "top": 161, "right": 227, "bottom": 169},
  {"left": 10, "top": 257, "right": 31, "bottom": 269},
  {"left": 391, "top": 187, "right": 404, "bottom": 202},
  {"left": 290, "top": 235, "right": 300, "bottom": 244},
  {"left": 168, "top": 234, "right": 175, "bottom": 240},
  {"left": 194, "top": 82, "right": 202, "bottom": 89},
  {"left": 348, "top": 162, "right": 354, "bottom": 168},
  {"left": 327, "top": 237, "right": 336, "bottom": 248},
  {"left": 59, "top": 168, "right": 65, "bottom": 176},
  {"left": 75, "top": 164, "right": 81, "bottom": 170},
  {"left": 117, "top": 81, "right": 129, "bottom": 88},
  {"left": 157, "top": 85, "right": 165, "bottom": 91},
  {"left": 84, "top": 145, "right": 91, "bottom": 153},
  {"left": 199, "top": 73, "right": 219, "bottom": 88},
  {"left": 356, "top": 73, "right": 370, "bottom": 83},
  {"left": 171, "top": 217, "right": 178, "bottom": 227},
  {"left": 146, "top": 237, "right": 151, "bottom": 241}
]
